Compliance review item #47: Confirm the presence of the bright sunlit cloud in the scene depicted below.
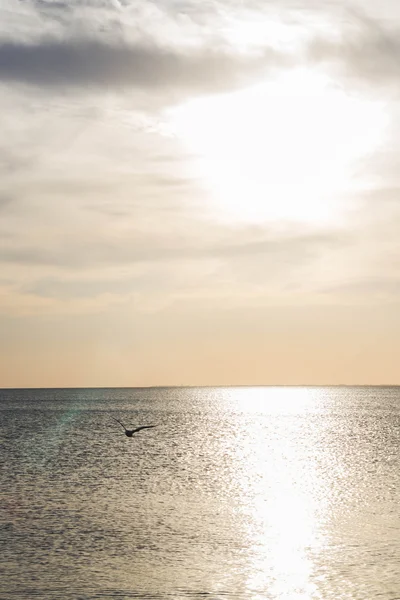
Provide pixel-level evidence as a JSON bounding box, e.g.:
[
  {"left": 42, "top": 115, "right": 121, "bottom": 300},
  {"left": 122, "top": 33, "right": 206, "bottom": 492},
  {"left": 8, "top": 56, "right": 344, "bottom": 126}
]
[
  {"left": 169, "top": 68, "right": 388, "bottom": 224},
  {"left": 221, "top": 12, "right": 305, "bottom": 53}
]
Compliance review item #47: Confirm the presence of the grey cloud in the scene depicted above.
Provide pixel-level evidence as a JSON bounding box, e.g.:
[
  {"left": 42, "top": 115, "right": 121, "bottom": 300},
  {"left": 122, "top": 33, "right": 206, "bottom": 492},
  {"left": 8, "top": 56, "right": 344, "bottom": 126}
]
[
  {"left": 309, "top": 11, "right": 400, "bottom": 91},
  {"left": 0, "top": 228, "right": 344, "bottom": 269},
  {"left": 0, "top": 38, "right": 282, "bottom": 93},
  {"left": 34, "top": 0, "right": 72, "bottom": 10},
  {"left": 350, "top": 187, "right": 400, "bottom": 232},
  {"left": 3, "top": 9, "right": 397, "bottom": 97},
  {"left": 0, "top": 148, "right": 34, "bottom": 175},
  {"left": 310, "top": 36, "right": 400, "bottom": 87},
  {"left": 360, "top": 187, "right": 400, "bottom": 208},
  {"left": 33, "top": 0, "right": 73, "bottom": 19},
  {"left": 30, "top": 0, "right": 125, "bottom": 37},
  {"left": 25, "top": 277, "right": 135, "bottom": 299},
  {"left": 321, "top": 278, "right": 400, "bottom": 300},
  {"left": 0, "top": 195, "right": 21, "bottom": 216},
  {"left": 0, "top": 194, "right": 14, "bottom": 210}
]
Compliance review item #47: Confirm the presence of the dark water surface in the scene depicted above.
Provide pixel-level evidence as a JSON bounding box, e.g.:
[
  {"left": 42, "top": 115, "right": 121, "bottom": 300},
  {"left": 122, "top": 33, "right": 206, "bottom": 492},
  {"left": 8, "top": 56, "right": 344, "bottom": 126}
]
[{"left": 1, "top": 386, "right": 399, "bottom": 599}]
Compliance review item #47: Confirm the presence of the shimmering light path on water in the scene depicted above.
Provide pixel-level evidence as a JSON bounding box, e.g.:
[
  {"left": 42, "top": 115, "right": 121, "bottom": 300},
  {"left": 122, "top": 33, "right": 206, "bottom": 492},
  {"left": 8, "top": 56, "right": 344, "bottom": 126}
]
[{"left": 1, "top": 386, "right": 399, "bottom": 599}]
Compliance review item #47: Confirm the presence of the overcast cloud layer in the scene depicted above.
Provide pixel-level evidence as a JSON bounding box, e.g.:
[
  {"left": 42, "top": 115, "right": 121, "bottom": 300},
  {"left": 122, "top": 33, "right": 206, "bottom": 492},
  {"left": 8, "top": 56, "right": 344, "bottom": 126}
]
[{"left": 1, "top": 0, "right": 400, "bottom": 386}]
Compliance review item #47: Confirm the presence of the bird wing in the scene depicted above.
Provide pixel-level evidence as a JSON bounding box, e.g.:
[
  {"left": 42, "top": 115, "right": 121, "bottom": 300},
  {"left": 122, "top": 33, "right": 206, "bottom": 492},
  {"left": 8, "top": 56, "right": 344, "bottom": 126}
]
[
  {"left": 131, "top": 425, "right": 157, "bottom": 434},
  {"left": 111, "top": 417, "right": 127, "bottom": 431}
]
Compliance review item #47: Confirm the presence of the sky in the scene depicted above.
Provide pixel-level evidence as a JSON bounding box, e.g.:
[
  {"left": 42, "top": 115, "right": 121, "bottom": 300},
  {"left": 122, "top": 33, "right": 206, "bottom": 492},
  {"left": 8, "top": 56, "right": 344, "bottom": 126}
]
[{"left": 1, "top": 0, "right": 400, "bottom": 387}]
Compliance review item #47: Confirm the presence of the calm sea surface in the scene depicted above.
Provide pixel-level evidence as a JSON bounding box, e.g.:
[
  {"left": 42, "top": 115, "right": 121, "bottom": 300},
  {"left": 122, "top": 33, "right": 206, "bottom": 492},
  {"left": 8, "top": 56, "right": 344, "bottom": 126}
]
[{"left": 1, "top": 386, "right": 399, "bottom": 600}]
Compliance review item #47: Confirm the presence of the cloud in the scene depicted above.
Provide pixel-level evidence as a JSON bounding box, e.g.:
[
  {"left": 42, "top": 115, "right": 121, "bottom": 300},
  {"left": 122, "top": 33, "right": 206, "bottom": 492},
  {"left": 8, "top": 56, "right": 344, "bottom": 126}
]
[
  {"left": 0, "top": 217, "right": 351, "bottom": 317},
  {"left": 0, "top": 225, "right": 342, "bottom": 269},
  {"left": 0, "top": 2, "right": 398, "bottom": 322},
  {"left": 308, "top": 9, "right": 400, "bottom": 93},
  {"left": 0, "top": 38, "right": 284, "bottom": 95},
  {"left": 0, "top": 194, "right": 14, "bottom": 210},
  {"left": 0, "top": 283, "right": 130, "bottom": 317},
  {"left": 32, "top": 0, "right": 73, "bottom": 26},
  {"left": 321, "top": 278, "right": 400, "bottom": 301}
]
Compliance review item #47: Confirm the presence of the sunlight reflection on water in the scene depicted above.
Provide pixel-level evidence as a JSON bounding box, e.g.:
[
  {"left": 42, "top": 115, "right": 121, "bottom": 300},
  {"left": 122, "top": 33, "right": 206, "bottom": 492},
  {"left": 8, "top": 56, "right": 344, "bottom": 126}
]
[{"left": 219, "top": 388, "right": 324, "bottom": 599}]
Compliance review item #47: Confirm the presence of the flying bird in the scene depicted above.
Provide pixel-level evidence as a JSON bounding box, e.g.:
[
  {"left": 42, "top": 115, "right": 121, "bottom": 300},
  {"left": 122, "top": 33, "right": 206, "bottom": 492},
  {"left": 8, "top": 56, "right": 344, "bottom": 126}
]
[{"left": 111, "top": 417, "right": 157, "bottom": 437}]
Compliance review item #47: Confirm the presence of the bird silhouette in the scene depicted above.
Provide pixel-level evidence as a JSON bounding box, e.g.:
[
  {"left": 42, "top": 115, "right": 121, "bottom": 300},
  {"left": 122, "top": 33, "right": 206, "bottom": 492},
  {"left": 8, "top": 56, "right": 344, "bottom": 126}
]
[{"left": 111, "top": 417, "right": 157, "bottom": 437}]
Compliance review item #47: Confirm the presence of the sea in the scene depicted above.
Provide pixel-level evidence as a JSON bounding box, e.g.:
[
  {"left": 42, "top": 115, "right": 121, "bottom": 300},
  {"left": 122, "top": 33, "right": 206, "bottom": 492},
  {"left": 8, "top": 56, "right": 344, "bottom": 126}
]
[{"left": 0, "top": 386, "right": 399, "bottom": 600}]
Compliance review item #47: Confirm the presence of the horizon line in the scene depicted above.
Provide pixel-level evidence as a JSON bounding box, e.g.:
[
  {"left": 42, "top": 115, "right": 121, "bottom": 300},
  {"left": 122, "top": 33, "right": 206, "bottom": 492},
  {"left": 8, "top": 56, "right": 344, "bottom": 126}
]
[{"left": 1, "top": 383, "right": 399, "bottom": 391}]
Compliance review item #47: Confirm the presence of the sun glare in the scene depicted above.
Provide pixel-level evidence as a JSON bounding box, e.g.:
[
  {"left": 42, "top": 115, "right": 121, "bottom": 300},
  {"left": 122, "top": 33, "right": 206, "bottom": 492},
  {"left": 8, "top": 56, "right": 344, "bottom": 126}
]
[
  {"left": 169, "top": 69, "right": 387, "bottom": 224},
  {"left": 220, "top": 387, "right": 325, "bottom": 598}
]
